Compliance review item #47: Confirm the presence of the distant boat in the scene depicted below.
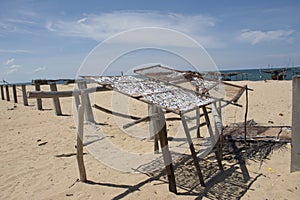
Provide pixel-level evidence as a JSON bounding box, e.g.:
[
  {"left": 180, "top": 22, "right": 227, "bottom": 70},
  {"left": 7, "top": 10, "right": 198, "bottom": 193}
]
[{"left": 260, "top": 68, "right": 288, "bottom": 80}]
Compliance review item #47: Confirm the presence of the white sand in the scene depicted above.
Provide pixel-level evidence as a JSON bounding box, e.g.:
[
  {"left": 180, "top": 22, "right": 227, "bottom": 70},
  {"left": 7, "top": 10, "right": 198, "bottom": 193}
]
[{"left": 0, "top": 81, "right": 299, "bottom": 199}]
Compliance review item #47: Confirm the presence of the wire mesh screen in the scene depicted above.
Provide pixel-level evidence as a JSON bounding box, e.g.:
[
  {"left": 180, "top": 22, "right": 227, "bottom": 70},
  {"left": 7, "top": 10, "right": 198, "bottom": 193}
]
[
  {"left": 134, "top": 65, "right": 187, "bottom": 83},
  {"left": 82, "top": 75, "right": 215, "bottom": 114},
  {"left": 134, "top": 65, "right": 247, "bottom": 105}
]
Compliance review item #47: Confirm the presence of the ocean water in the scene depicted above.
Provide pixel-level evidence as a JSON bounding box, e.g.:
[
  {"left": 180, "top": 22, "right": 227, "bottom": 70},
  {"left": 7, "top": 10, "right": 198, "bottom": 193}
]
[
  {"left": 1, "top": 67, "right": 300, "bottom": 86},
  {"left": 219, "top": 67, "right": 300, "bottom": 81}
]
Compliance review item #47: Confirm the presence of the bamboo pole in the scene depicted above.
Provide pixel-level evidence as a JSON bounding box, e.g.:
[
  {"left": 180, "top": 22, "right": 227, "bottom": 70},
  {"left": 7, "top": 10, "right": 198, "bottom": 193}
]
[
  {"left": 21, "top": 85, "right": 28, "bottom": 106},
  {"left": 5, "top": 85, "right": 10, "bottom": 101},
  {"left": 0, "top": 85, "right": 4, "bottom": 100},
  {"left": 76, "top": 104, "right": 87, "bottom": 181},
  {"left": 50, "top": 83, "right": 62, "bottom": 115},
  {"left": 12, "top": 85, "right": 17, "bottom": 103}
]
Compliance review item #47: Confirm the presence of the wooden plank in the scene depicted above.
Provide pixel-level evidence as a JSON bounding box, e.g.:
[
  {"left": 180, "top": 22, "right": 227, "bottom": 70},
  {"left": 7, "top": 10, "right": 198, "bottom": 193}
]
[
  {"left": 5, "top": 85, "right": 10, "bottom": 101},
  {"left": 50, "top": 83, "right": 62, "bottom": 115},
  {"left": 12, "top": 85, "right": 18, "bottom": 103},
  {"left": 181, "top": 114, "right": 205, "bottom": 186},
  {"left": 78, "top": 81, "right": 95, "bottom": 123},
  {"left": 156, "top": 106, "right": 177, "bottom": 193},
  {"left": 292, "top": 76, "right": 300, "bottom": 172},
  {"left": 76, "top": 104, "right": 87, "bottom": 182},
  {"left": 32, "top": 79, "right": 75, "bottom": 85},
  {"left": 21, "top": 85, "right": 28, "bottom": 106},
  {"left": 28, "top": 90, "right": 74, "bottom": 98},
  {"left": 28, "top": 87, "right": 111, "bottom": 98},
  {"left": 0, "top": 85, "right": 4, "bottom": 100},
  {"left": 34, "top": 83, "right": 42, "bottom": 110}
]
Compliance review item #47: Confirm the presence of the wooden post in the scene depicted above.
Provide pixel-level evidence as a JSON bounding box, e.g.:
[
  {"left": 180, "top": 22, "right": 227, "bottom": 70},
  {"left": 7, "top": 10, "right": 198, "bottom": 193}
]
[
  {"left": 291, "top": 76, "right": 300, "bottom": 172},
  {"left": 0, "top": 85, "right": 4, "bottom": 100},
  {"left": 202, "top": 106, "right": 223, "bottom": 171},
  {"left": 149, "top": 104, "right": 159, "bottom": 153},
  {"left": 202, "top": 106, "right": 216, "bottom": 144},
  {"left": 35, "top": 83, "right": 42, "bottom": 110},
  {"left": 181, "top": 114, "right": 205, "bottom": 186},
  {"left": 156, "top": 106, "right": 177, "bottom": 193},
  {"left": 196, "top": 87, "right": 201, "bottom": 138},
  {"left": 5, "top": 85, "right": 10, "bottom": 101},
  {"left": 212, "top": 101, "right": 224, "bottom": 161},
  {"left": 74, "top": 93, "right": 81, "bottom": 110},
  {"left": 244, "top": 85, "right": 249, "bottom": 144},
  {"left": 12, "top": 85, "right": 18, "bottom": 103},
  {"left": 21, "top": 85, "right": 28, "bottom": 106},
  {"left": 78, "top": 81, "right": 95, "bottom": 123},
  {"left": 228, "top": 135, "right": 250, "bottom": 181},
  {"left": 76, "top": 104, "right": 87, "bottom": 181},
  {"left": 50, "top": 83, "right": 62, "bottom": 115}
]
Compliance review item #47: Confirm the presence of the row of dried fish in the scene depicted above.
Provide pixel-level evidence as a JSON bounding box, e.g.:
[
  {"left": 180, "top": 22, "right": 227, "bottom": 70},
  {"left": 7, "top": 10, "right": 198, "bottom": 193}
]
[{"left": 144, "top": 89, "right": 214, "bottom": 112}]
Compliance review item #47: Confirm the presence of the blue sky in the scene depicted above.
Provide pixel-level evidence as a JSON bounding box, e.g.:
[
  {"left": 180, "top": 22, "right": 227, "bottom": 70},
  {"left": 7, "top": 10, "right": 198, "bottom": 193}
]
[{"left": 0, "top": 0, "right": 300, "bottom": 82}]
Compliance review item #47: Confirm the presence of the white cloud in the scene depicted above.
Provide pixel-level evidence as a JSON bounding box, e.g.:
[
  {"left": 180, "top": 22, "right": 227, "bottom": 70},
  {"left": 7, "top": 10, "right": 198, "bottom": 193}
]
[
  {"left": 77, "top": 17, "right": 87, "bottom": 24},
  {"left": 46, "top": 11, "right": 223, "bottom": 48},
  {"left": 45, "top": 22, "right": 54, "bottom": 31},
  {"left": 238, "top": 29, "right": 294, "bottom": 45},
  {"left": 10, "top": 64, "right": 21, "bottom": 69},
  {"left": 0, "top": 49, "right": 32, "bottom": 54},
  {"left": 266, "top": 52, "right": 300, "bottom": 58},
  {"left": 33, "top": 66, "right": 46, "bottom": 73},
  {"left": 7, "top": 18, "right": 36, "bottom": 25},
  {"left": 4, "top": 58, "right": 15, "bottom": 65},
  {"left": 7, "top": 68, "right": 18, "bottom": 74},
  {"left": 4, "top": 62, "right": 22, "bottom": 74}
]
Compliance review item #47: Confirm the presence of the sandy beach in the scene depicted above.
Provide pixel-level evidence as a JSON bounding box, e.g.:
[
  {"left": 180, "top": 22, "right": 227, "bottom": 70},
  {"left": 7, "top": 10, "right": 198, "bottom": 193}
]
[{"left": 0, "top": 80, "right": 300, "bottom": 199}]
